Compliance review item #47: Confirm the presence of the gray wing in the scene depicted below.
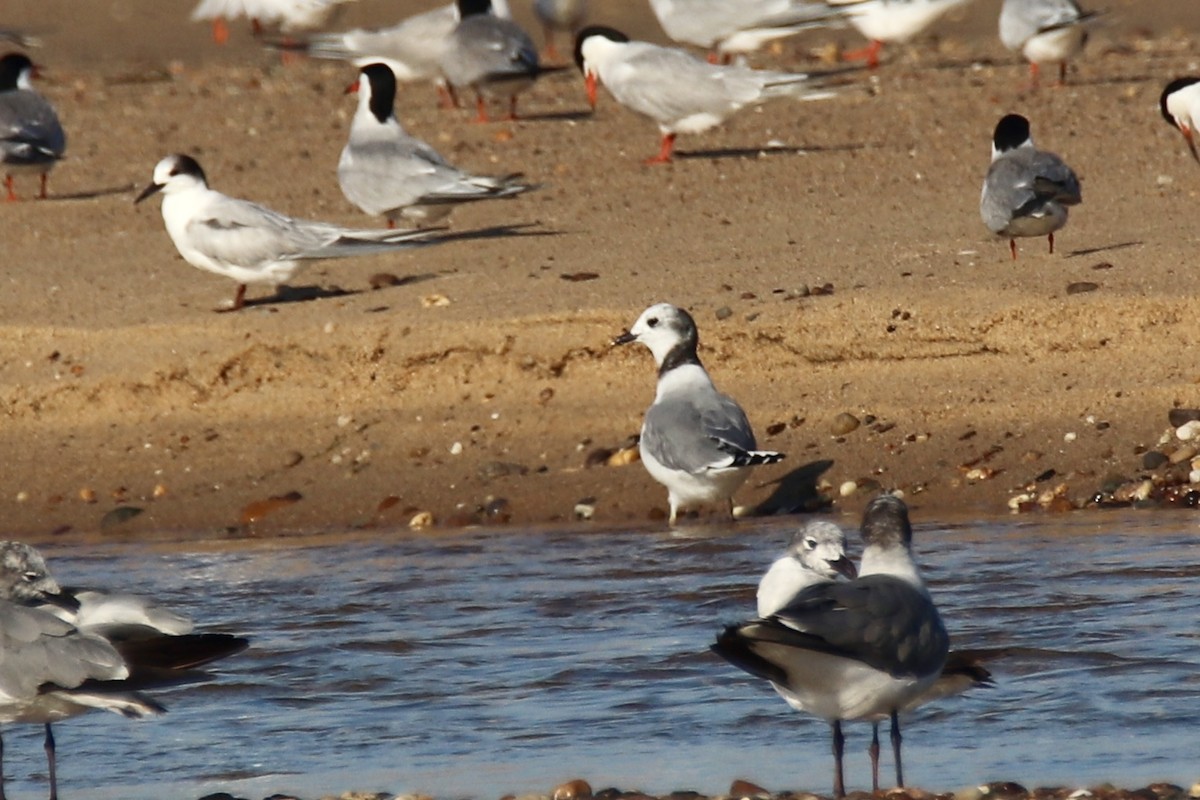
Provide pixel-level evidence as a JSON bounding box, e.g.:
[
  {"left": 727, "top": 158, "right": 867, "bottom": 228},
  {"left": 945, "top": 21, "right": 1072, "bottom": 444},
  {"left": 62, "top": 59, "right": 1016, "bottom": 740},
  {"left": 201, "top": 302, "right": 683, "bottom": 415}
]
[
  {"left": 608, "top": 45, "right": 764, "bottom": 126},
  {"left": 0, "top": 91, "right": 66, "bottom": 167},
  {"left": 981, "top": 148, "right": 1079, "bottom": 231},
  {"left": 642, "top": 389, "right": 757, "bottom": 473},
  {"left": 656, "top": 0, "right": 840, "bottom": 47},
  {"left": 770, "top": 575, "right": 949, "bottom": 678},
  {"left": 0, "top": 601, "right": 127, "bottom": 702},
  {"left": 305, "top": 5, "right": 457, "bottom": 77},
  {"left": 999, "top": 0, "right": 1085, "bottom": 48},
  {"left": 445, "top": 16, "right": 538, "bottom": 85}
]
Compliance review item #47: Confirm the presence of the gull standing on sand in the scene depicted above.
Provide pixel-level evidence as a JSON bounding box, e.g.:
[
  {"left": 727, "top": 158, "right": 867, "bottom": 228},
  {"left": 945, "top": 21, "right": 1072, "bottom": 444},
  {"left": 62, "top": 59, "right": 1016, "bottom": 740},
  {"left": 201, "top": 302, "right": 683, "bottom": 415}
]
[
  {"left": 0, "top": 542, "right": 248, "bottom": 800},
  {"left": 135, "top": 153, "right": 437, "bottom": 311},
  {"left": 613, "top": 303, "right": 784, "bottom": 524},
  {"left": 1159, "top": 77, "right": 1200, "bottom": 164},
  {"left": 281, "top": 0, "right": 512, "bottom": 108},
  {"left": 980, "top": 113, "right": 1080, "bottom": 260},
  {"left": 712, "top": 494, "right": 950, "bottom": 798},
  {"left": 646, "top": 0, "right": 847, "bottom": 63},
  {"left": 533, "top": 0, "right": 587, "bottom": 62},
  {"left": 339, "top": 63, "right": 535, "bottom": 228},
  {"left": 998, "top": 0, "right": 1098, "bottom": 88},
  {"left": 752, "top": 519, "right": 992, "bottom": 791},
  {"left": 440, "top": 0, "right": 543, "bottom": 122},
  {"left": 574, "top": 26, "right": 841, "bottom": 164},
  {"left": 826, "top": 0, "right": 975, "bottom": 69},
  {"left": 0, "top": 52, "right": 65, "bottom": 201}
]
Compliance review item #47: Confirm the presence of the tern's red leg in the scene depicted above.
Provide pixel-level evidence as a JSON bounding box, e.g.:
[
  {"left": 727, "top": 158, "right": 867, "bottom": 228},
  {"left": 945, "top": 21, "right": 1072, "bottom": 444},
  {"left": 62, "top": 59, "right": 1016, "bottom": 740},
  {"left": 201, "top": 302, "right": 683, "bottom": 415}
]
[
  {"left": 1027, "top": 62, "right": 1040, "bottom": 90},
  {"left": 1048, "top": 232, "right": 1055, "bottom": 254},
  {"left": 843, "top": 39, "right": 882, "bottom": 69},
  {"left": 437, "top": 83, "right": 460, "bottom": 110},
  {"left": 542, "top": 27, "right": 561, "bottom": 63},
  {"left": 250, "top": 17, "right": 265, "bottom": 39},
  {"left": 504, "top": 94, "right": 520, "bottom": 121},
  {"left": 472, "top": 93, "right": 491, "bottom": 123},
  {"left": 211, "top": 17, "right": 229, "bottom": 45},
  {"left": 644, "top": 132, "right": 676, "bottom": 165},
  {"left": 217, "top": 284, "right": 248, "bottom": 313},
  {"left": 4, "top": 175, "right": 17, "bottom": 202},
  {"left": 1056, "top": 61, "right": 1067, "bottom": 86},
  {"left": 1009, "top": 238, "right": 1018, "bottom": 260},
  {"left": 38, "top": 173, "right": 48, "bottom": 199}
]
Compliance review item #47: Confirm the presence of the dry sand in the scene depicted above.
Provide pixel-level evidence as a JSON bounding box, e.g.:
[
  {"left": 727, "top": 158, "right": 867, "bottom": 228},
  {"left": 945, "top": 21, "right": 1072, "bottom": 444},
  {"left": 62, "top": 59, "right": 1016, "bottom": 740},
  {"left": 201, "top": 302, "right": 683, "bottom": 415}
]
[{"left": 2, "top": 0, "right": 1200, "bottom": 540}]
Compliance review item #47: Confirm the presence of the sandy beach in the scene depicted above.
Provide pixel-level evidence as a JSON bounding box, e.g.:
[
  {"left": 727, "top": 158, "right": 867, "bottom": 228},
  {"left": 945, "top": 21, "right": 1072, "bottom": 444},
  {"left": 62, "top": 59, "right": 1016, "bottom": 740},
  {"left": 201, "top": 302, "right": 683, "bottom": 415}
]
[{"left": 2, "top": 0, "right": 1200, "bottom": 540}]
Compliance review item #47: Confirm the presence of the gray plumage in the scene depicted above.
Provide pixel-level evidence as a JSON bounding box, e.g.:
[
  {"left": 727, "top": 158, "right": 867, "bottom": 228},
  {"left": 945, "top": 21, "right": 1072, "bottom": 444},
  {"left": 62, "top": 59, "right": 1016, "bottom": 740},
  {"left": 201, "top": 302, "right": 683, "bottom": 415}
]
[
  {"left": 712, "top": 494, "right": 949, "bottom": 797},
  {"left": 980, "top": 113, "right": 1080, "bottom": 258},
  {"left": 648, "top": 0, "right": 845, "bottom": 54},
  {"left": 0, "top": 52, "right": 65, "bottom": 199},
  {"left": 440, "top": 0, "right": 540, "bottom": 118},
  {"left": 614, "top": 303, "right": 783, "bottom": 523},
  {"left": 339, "top": 63, "right": 534, "bottom": 227}
]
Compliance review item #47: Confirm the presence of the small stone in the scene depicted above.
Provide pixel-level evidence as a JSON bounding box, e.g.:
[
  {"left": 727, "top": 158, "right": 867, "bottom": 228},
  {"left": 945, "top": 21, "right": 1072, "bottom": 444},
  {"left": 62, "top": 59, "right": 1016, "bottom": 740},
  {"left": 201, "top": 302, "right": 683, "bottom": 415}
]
[
  {"left": 553, "top": 779, "right": 593, "bottom": 800},
  {"left": 831, "top": 412, "right": 861, "bottom": 436},
  {"left": 729, "top": 780, "right": 770, "bottom": 799},
  {"left": 1143, "top": 451, "right": 1169, "bottom": 470},
  {"left": 606, "top": 446, "right": 639, "bottom": 467},
  {"left": 574, "top": 497, "right": 596, "bottom": 520},
  {"left": 449, "top": 441, "right": 463, "bottom": 455},
  {"left": 1167, "top": 408, "right": 1200, "bottom": 427},
  {"left": 408, "top": 511, "right": 434, "bottom": 529},
  {"left": 715, "top": 306, "right": 733, "bottom": 320},
  {"left": 369, "top": 272, "right": 403, "bottom": 289},
  {"left": 1065, "top": 281, "right": 1099, "bottom": 295},
  {"left": 839, "top": 480, "right": 857, "bottom": 497},
  {"left": 1063, "top": 431, "right": 1077, "bottom": 443},
  {"left": 1170, "top": 445, "right": 1197, "bottom": 465},
  {"left": 1177, "top": 420, "right": 1200, "bottom": 441},
  {"left": 100, "top": 506, "right": 144, "bottom": 529},
  {"left": 421, "top": 293, "right": 451, "bottom": 308},
  {"left": 239, "top": 491, "right": 302, "bottom": 525},
  {"left": 484, "top": 497, "right": 512, "bottom": 523},
  {"left": 15, "top": 491, "right": 28, "bottom": 502},
  {"left": 79, "top": 487, "right": 97, "bottom": 503}
]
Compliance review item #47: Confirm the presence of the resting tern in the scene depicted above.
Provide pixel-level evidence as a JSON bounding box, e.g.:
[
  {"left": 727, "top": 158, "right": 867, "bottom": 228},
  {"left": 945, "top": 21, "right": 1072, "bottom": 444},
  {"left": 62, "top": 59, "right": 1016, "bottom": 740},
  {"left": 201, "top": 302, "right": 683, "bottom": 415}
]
[
  {"left": 0, "top": 52, "right": 65, "bottom": 201},
  {"left": 1160, "top": 77, "right": 1200, "bottom": 164},
  {"left": 440, "top": 0, "right": 543, "bottom": 122},
  {"left": 980, "top": 113, "right": 1080, "bottom": 260},
  {"left": 534, "top": 0, "right": 587, "bottom": 62},
  {"left": 713, "top": 494, "right": 950, "bottom": 798},
  {"left": 613, "top": 303, "right": 784, "bottom": 525},
  {"left": 135, "top": 154, "right": 436, "bottom": 311},
  {"left": 574, "top": 26, "right": 840, "bottom": 164},
  {"left": 646, "top": 0, "right": 847, "bottom": 62},
  {"left": 828, "top": 0, "right": 975, "bottom": 68},
  {"left": 339, "top": 63, "right": 535, "bottom": 227},
  {"left": 280, "top": 0, "right": 511, "bottom": 108},
  {"left": 191, "top": 0, "right": 357, "bottom": 44},
  {"left": 998, "top": 0, "right": 1098, "bottom": 88}
]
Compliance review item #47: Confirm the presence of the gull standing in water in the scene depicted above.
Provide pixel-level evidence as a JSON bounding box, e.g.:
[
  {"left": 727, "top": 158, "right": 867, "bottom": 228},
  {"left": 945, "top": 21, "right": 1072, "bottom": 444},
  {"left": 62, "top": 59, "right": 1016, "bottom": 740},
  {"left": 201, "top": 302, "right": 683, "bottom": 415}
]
[
  {"left": 135, "top": 153, "right": 437, "bottom": 311},
  {"left": 751, "top": 518, "right": 992, "bottom": 791},
  {"left": 339, "top": 63, "right": 534, "bottom": 228},
  {"left": 0, "top": 541, "right": 248, "bottom": 800},
  {"left": 574, "top": 26, "right": 842, "bottom": 164},
  {"left": 713, "top": 494, "right": 950, "bottom": 797},
  {"left": 980, "top": 113, "right": 1081, "bottom": 260},
  {"left": 0, "top": 52, "right": 65, "bottom": 201},
  {"left": 613, "top": 303, "right": 784, "bottom": 524},
  {"left": 827, "top": 0, "right": 975, "bottom": 69},
  {"left": 998, "top": 0, "right": 1098, "bottom": 88}
]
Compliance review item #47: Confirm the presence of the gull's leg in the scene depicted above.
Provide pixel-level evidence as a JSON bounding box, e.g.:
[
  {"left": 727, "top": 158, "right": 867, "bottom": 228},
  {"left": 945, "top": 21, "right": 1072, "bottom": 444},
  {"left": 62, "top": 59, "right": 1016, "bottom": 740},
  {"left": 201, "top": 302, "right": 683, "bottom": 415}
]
[
  {"left": 890, "top": 710, "right": 904, "bottom": 788},
  {"left": 831, "top": 720, "right": 846, "bottom": 798},
  {"left": 45, "top": 724, "right": 57, "bottom": 800},
  {"left": 869, "top": 722, "right": 881, "bottom": 792}
]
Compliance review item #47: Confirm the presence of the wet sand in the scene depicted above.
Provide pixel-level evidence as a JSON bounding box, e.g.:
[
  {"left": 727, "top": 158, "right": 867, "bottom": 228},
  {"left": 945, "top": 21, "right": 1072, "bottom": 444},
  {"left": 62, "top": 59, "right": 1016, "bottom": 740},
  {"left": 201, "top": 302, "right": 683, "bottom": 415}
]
[{"left": 3, "top": 0, "right": 1200, "bottom": 539}]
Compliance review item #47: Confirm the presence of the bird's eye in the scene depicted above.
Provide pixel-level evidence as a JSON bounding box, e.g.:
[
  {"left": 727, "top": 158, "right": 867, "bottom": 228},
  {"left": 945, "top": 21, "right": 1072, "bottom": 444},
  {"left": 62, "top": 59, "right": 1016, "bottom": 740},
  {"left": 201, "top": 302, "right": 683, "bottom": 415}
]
[
  {"left": 803, "top": 538, "right": 816, "bottom": 550},
  {"left": 23, "top": 571, "right": 39, "bottom": 582},
  {"left": 647, "top": 317, "right": 659, "bottom": 327}
]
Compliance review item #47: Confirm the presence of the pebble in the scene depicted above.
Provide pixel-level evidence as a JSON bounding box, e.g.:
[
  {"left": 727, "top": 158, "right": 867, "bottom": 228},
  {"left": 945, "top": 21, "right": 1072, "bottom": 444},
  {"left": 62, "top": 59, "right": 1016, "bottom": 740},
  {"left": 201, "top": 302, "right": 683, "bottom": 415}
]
[
  {"left": 1142, "top": 451, "right": 1168, "bottom": 470},
  {"left": 839, "top": 480, "right": 857, "bottom": 497},
  {"left": 449, "top": 442, "right": 463, "bottom": 455},
  {"left": 1169, "top": 445, "right": 1197, "bottom": 465},
  {"left": 408, "top": 511, "right": 434, "bottom": 529},
  {"left": 574, "top": 497, "right": 597, "bottom": 520},
  {"left": 728, "top": 780, "right": 770, "bottom": 799},
  {"left": 1167, "top": 408, "right": 1200, "bottom": 427},
  {"left": 1176, "top": 420, "right": 1200, "bottom": 441},
  {"left": 553, "top": 779, "right": 594, "bottom": 800},
  {"left": 831, "top": 412, "right": 860, "bottom": 436}
]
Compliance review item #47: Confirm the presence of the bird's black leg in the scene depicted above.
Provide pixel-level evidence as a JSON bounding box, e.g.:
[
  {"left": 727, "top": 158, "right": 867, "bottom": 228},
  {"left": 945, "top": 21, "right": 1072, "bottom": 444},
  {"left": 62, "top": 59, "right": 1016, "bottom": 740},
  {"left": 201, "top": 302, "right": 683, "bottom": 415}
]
[
  {"left": 832, "top": 720, "right": 846, "bottom": 798},
  {"left": 890, "top": 710, "right": 904, "bottom": 788},
  {"left": 869, "top": 722, "right": 881, "bottom": 792},
  {"left": 45, "top": 723, "right": 58, "bottom": 800}
]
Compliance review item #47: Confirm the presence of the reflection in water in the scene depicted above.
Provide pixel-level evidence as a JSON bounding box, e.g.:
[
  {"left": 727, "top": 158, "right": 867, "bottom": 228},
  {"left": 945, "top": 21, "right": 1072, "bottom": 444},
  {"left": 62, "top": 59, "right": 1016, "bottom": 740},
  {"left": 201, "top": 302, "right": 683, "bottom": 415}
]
[{"left": 8, "top": 512, "right": 1198, "bottom": 799}]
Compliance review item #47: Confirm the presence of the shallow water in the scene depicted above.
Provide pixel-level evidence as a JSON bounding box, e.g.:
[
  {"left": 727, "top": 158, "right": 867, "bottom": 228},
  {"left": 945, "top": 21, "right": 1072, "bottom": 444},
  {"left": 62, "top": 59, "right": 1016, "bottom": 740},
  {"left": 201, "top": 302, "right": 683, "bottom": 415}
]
[{"left": 4, "top": 511, "right": 1197, "bottom": 799}]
